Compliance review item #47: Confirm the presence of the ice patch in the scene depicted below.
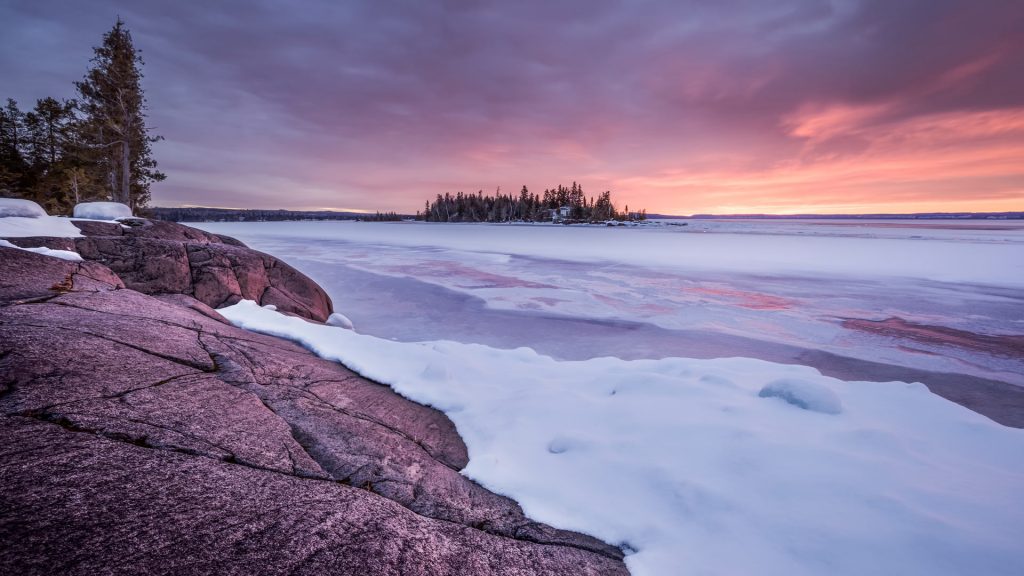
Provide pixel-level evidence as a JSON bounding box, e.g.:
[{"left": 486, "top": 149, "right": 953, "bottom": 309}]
[
  {"left": 759, "top": 378, "right": 843, "bottom": 414},
  {"left": 0, "top": 198, "right": 47, "bottom": 218},
  {"left": 73, "top": 201, "right": 132, "bottom": 220}
]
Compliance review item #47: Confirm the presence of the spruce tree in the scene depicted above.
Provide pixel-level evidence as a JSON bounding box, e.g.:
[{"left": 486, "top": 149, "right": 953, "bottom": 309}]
[
  {"left": 0, "top": 99, "right": 29, "bottom": 197},
  {"left": 75, "top": 19, "right": 164, "bottom": 211}
]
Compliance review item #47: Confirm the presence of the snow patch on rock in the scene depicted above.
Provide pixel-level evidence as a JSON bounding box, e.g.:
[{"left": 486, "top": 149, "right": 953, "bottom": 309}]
[
  {"left": 0, "top": 198, "right": 47, "bottom": 218},
  {"left": 73, "top": 201, "right": 132, "bottom": 220},
  {"left": 0, "top": 200, "right": 82, "bottom": 238},
  {"left": 0, "top": 239, "right": 83, "bottom": 261}
]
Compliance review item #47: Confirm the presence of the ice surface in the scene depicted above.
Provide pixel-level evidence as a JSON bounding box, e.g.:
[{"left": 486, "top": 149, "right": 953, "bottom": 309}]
[
  {"left": 221, "top": 300, "right": 1024, "bottom": 576},
  {"left": 73, "top": 201, "right": 132, "bottom": 220},
  {"left": 0, "top": 198, "right": 47, "bottom": 218},
  {"left": 0, "top": 239, "right": 82, "bottom": 261},
  {"left": 193, "top": 220, "right": 1024, "bottom": 286},
  {"left": 192, "top": 221, "right": 1024, "bottom": 385}
]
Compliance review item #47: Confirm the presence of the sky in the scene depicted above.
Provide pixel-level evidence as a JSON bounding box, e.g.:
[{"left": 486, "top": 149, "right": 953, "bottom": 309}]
[{"left": 1, "top": 0, "right": 1023, "bottom": 215}]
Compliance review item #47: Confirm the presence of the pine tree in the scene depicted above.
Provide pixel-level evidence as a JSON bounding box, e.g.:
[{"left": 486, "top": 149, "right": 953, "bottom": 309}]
[
  {"left": 75, "top": 19, "right": 164, "bottom": 212},
  {"left": 0, "top": 99, "right": 29, "bottom": 197}
]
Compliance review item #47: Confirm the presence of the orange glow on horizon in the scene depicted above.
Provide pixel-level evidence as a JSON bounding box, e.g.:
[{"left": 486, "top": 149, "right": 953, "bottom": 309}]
[{"left": 611, "top": 107, "right": 1024, "bottom": 215}]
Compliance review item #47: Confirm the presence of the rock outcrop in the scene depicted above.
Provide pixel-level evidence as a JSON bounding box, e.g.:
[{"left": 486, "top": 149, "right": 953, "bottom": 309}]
[
  {"left": 7, "top": 219, "right": 332, "bottom": 322},
  {"left": 0, "top": 231, "right": 629, "bottom": 575}
]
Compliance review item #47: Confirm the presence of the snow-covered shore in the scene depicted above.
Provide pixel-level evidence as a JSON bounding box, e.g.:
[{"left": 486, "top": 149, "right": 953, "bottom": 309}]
[
  {"left": 222, "top": 299, "right": 1024, "bottom": 576},
  {"left": 203, "top": 219, "right": 1023, "bottom": 574}
]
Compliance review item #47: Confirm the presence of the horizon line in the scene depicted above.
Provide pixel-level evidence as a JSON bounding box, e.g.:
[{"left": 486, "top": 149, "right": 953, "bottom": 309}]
[{"left": 149, "top": 205, "right": 1024, "bottom": 219}]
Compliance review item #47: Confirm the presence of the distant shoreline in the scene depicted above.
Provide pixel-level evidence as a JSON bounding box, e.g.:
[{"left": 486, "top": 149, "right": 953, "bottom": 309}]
[
  {"left": 653, "top": 211, "right": 1024, "bottom": 220},
  {"left": 148, "top": 206, "right": 1024, "bottom": 223}
]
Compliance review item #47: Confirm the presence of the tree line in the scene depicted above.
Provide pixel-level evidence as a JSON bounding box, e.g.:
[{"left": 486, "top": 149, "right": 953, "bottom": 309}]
[
  {"left": 150, "top": 207, "right": 405, "bottom": 223},
  {"left": 420, "top": 183, "right": 646, "bottom": 223},
  {"left": 0, "top": 19, "right": 162, "bottom": 215}
]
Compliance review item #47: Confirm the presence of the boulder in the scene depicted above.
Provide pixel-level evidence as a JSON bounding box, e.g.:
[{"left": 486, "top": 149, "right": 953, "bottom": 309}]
[
  {"left": 0, "top": 246, "right": 123, "bottom": 303},
  {"left": 69, "top": 219, "right": 123, "bottom": 237},
  {"left": 59, "top": 218, "right": 333, "bottom": 321}
]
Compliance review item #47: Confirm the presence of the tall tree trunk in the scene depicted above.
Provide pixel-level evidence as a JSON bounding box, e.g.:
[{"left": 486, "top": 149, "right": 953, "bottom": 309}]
[
  {"left": 108, "top": 161, "right": 117, "bottom": 200},
  {"left": 71, "top": 171, "right": 80, "bottom": 205},
  {"left": 120, "top": 138, "right": 131, "bottom": 208}
]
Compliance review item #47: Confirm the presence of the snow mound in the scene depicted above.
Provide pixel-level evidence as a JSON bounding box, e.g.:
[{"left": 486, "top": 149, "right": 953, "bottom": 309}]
[
  {"left": 0, "top": 239, "right": 82, "bottom": 261},
  {"left": 0, "top": 198, "right": 47, "bottom": 218},
  {"left": 73, "top": 202, "right": 132, "bottom": 220},
  {"left": 759, "top": 378, "right": 843, "bottom": 414},
  {"left": 326, "top": 312, "right": 354, "bottom": 330}
]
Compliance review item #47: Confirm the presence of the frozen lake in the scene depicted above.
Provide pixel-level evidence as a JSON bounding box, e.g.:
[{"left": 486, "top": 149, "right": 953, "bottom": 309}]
[
  {"left": 191, "top": 218, "right": 1024, "bottom": 575},
  {"left": 195, "top": 219, "right": 1024, "bottom": 423}
]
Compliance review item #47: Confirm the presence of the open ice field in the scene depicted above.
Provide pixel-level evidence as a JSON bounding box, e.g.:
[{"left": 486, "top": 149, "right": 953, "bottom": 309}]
[
  {"left": 195, "top": 219, "right": 1024, "bottom": 576},
  {"left": 196, "top": 220, "right": 1024, "bottom": 392}
]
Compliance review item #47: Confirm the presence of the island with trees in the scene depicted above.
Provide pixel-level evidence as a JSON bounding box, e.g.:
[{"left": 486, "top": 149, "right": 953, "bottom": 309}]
[{"left": 419, "top": 183, "right": 646, "bottom": 223}]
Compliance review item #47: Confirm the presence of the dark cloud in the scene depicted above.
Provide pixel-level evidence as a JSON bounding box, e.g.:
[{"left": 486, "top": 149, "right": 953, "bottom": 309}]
[{"left": 1, "top": 0, "right": 1022, "bottom": 213}]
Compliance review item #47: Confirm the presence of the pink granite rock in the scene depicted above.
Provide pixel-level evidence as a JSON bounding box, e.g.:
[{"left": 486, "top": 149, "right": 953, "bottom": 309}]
[
  {"left": 49, "top": 218, "right": 334, "bottom": 321},
  {"left": 0, "top": 246, "right": 628, "bottom": 575}
]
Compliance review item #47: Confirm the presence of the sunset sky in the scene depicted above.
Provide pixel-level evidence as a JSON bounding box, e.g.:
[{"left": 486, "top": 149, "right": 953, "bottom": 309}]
[{"left": 2, "top": 0, "right": 1022, "bottom": 215}]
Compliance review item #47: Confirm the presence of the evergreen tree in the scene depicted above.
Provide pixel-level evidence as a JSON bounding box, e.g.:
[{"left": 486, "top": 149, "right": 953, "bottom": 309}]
[
  {"left": 0, "top": 99, "right": 30, "bottom": 197},
  {"left": 75, "top": 19, "right": 164, "bottom": 211},
  {"left": 0, "top": 98, "right": 33, "bottom": 194},
  {"left": 22, "top": 98, "right": 80, "bottom": 212}
]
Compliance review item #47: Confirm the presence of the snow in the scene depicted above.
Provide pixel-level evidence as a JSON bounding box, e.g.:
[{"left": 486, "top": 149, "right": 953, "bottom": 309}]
[
  {"left": 759, "top": 378, "right": 843, "bottom": 414},
  {"left": 220, "top": 299, "right": 1024, "bottom": 576},
  {"left": 73, "top": 201, "right": 132, "bottom": 220},
  {"left": 0, "top": 239, "right": 82, "bottom": 261},
  {"left": 0, "top": 197, "right": 47, "bottom": 218},
  {"left": 326, "top": 312, "right": 354, "bottom": 330},
  {"left": 0, "top": 201, "right": 81, "bottom": 237}
]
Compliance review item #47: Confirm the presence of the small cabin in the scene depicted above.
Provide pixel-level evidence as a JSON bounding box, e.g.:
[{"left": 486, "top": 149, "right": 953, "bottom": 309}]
[{"left": 546, "top": 206, "right": 573, "bottom": 221}]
